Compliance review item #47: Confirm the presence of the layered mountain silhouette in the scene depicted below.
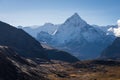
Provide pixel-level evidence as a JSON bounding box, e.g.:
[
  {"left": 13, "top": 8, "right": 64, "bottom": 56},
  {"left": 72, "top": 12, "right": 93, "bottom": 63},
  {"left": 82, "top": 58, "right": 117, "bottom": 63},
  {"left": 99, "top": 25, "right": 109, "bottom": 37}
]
[
  {"left": 101, "top": 37, "right": 120, "bottom": 60},
  {"left": 21, "top": 23, "right": 59, "bottom": 38},
  {"left": 0, "top": 46, "right": 49, "bottom": 80},
  {"left": 0, "top": 21, "right": 79, "bottom": 63},
  {"left": 0, "top": 15, "right": 119, "bottom": 80},
  {"left": 0, "top": 21, "right": 79, "bottom": 80},
  {"left": 0, "top": 21, "right": 47, "bottom": 59},
  {"left": 35, "top": 13, "right": 115, "bottom": 60}
]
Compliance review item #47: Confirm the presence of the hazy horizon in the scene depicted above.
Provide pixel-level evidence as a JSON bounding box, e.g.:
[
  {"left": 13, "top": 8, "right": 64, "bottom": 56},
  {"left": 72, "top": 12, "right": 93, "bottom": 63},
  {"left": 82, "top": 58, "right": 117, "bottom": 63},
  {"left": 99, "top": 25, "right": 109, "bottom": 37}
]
[{"left": 0, "top": 0, "right": 119, "bottom": 26}]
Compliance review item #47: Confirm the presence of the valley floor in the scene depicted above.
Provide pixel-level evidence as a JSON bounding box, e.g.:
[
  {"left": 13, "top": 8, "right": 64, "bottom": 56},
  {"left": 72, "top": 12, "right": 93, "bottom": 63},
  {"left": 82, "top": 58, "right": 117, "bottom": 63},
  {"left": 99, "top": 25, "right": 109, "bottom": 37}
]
[{"left": 40, "top": 60, "right": 120, "bottom": 80}]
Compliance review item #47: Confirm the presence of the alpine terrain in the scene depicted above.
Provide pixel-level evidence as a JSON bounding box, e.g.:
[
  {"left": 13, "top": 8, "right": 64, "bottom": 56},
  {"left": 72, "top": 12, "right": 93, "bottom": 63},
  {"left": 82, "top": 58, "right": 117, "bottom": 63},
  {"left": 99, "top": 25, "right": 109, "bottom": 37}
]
[{"left": 36, "top": 13, "right": 115, "bottom": 60}]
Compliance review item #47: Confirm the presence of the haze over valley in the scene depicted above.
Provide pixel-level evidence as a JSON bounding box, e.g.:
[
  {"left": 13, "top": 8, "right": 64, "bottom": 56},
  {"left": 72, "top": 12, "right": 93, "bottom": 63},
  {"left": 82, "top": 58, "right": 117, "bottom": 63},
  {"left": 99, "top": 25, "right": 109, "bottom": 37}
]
[{"left": 0, "top": 0, "right": 120, "bottom": 80}]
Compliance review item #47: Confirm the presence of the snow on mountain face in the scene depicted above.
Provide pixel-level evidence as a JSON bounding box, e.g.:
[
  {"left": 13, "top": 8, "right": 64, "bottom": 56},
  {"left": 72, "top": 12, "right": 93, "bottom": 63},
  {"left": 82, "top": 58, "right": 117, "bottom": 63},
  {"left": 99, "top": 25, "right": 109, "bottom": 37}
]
[
  {"left": 101, "top": 37, "right": 120, "bottom": 60},
  {"left": 21, "top": 23, "right": 59, "bottom": 38},
  {"left": 51, "top": 13, "right": 102, "bottom": 44},
  {"left": 37, "top": 13, "right": 115, "bottom": 60},
  {"left": 64, "top": 13, "right": 87, "bottom": 27},
  {"left": 51, "top": 13, "right": 89, "bottom": 44},
  {"left": 93, "top": 25, "right": 119, "bottom": 36},
  {"left": 37, "top": 31, "right": 53, "bottom": 43}
]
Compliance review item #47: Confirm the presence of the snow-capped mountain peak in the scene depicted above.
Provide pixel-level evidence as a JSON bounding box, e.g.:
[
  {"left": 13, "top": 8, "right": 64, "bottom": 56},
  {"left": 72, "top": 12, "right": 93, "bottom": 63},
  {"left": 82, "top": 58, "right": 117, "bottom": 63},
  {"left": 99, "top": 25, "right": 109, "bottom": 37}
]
[
  {"left": 23, "top": 13, "right": 116, "bottom": 60},
  {"left": 64, "top": 13, "right": 87, "bottom": 27}
]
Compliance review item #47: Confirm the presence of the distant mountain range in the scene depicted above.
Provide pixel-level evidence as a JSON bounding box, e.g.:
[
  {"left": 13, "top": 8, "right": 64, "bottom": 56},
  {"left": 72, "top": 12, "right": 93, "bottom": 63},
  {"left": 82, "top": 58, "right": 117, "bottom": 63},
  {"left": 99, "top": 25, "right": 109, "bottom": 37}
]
[
  {"left": 101, "top": 37, "right": 120, "bottom": 60},
  {"left": 0, "top": 20, "right": 79, "bottom": 80},
  {"left": 0, "top": 13, "right": 120, "bottom": 80},
  {"left": 0, "top": 21, "right": 47, "bottom": 59},
  {"left": 0, "top": 12, "right": 120, "bottom": 80},
  {"left": 0, "top": 21, "right": 79, "bottom": 63},
  {"left": 21, "top": 13, "right": 118, "bottom": 60},
  {"left": 19, "top": 23, "right": 59, "bottom": 38}
]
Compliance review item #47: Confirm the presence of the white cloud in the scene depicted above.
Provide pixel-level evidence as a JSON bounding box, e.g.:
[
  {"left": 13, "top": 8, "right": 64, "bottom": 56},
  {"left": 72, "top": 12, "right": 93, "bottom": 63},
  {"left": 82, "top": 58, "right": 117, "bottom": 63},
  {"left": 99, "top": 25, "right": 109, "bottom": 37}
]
[
  {"left": 117, "top": 19, "right": 120, "bottom": 27},
  {"left": 114, "top": 27, "right": 120, "bottom": 37}
]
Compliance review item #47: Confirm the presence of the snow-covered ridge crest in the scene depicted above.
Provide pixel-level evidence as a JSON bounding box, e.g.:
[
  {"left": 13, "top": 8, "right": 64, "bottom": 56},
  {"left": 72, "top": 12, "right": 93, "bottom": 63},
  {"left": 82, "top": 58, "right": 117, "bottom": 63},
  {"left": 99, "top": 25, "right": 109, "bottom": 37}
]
[
  {"left": 63, "top": 13, "right": 87, "bottom": 27},
  {"left": 21, "top": 23, "right": 59, "bottom": 38},
  {"left": 21, "top": 13, "right": 116, "bottom": 60}
]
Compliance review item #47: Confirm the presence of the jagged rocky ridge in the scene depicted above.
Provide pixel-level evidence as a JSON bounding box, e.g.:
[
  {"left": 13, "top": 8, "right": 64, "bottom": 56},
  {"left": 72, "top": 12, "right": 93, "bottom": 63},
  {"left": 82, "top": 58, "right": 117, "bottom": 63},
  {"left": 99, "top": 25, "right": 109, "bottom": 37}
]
[
  {"left": 21, "top": 23, "right": 59, "bottom": 38},
  {"left": 36, "top": 13, "right": 115, "bottom": 60},
  {"left": 0, "top": 46, "right": 49, "bottom": 80},
  {"left": 0, "top": 21, "right": 79, "bottom": 63},
  {"left": 0, "top": 21, "right": 46, "bottom": 59}
]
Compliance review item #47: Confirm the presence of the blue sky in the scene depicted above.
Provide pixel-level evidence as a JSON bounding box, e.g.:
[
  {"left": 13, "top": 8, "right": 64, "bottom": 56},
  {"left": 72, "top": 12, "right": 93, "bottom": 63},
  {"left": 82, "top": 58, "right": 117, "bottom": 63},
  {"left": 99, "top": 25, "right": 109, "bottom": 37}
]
[{"left": 0, "top": 0, "right": 119, "bottom": 26}]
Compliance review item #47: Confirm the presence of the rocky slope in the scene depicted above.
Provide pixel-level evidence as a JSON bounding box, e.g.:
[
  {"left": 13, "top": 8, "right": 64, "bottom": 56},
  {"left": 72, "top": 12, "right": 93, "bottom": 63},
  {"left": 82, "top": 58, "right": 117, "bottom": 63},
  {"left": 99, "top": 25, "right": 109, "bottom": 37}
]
[
  {"left": 37, "top": 13, "right": 115, "bottom": 60},
  {"left": 0, "top": 21, "right": 78, "bottom": 63},
  {"left": 101, "top": 37, "right": 120, "bottom": 60},
  {"left": 0, "top": 46, "right": 49, "bottom": 80},
  {"left": 0, "top": 45, "right": 119, "bottom": 80},
  {"left": 0, "top": 21, "right": 47, "bottom": 59},
  {"left": 45, "top": 49, "right": 79, "bottom": 63}
]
